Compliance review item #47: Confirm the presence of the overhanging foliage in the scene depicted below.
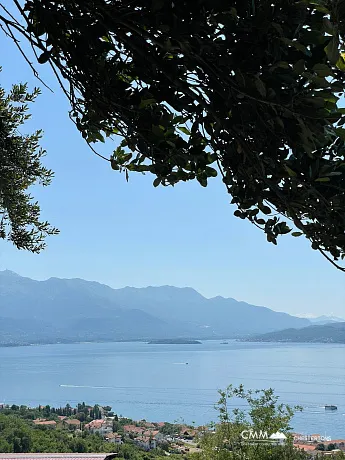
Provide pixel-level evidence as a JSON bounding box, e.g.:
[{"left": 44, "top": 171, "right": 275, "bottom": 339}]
[{"left": 1, "top": 0, "right": 345, "bottom": 267}]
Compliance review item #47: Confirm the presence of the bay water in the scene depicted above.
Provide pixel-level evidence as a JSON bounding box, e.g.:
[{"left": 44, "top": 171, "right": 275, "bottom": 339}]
[{"left": 0, "top": 340, "right": 344, "bottom": 438}]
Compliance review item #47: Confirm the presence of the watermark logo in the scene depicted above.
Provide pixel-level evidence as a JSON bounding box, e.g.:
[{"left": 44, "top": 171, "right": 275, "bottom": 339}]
[
  {"left": 241, "top": 430, "right": 286, "bottom": 444},
  {"left": 240, "top": 430, "right": 332, "bottom": 445},
  {"left": 294, "top": 435, "right": 331, "bottom": 442}
]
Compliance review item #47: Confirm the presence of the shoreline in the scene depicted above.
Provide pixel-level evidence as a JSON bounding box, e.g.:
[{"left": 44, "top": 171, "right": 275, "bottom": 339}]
[{"left": 1, "top": 338, "right": 345, "bottom": 349}]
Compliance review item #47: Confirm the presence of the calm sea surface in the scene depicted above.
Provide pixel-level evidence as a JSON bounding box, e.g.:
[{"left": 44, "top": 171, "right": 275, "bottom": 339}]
[{"left": 0, "top": 340, "right": 344, "bottom": 438}]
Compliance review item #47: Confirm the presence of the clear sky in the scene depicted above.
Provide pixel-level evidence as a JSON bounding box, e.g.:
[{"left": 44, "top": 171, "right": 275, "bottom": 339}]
[{"left": 0, "top": 27, "right": 344, "bottom": 318}]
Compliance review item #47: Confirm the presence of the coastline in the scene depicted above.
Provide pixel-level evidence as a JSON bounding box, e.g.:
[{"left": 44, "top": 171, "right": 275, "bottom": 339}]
[{"left": 2, "top": 337, "right": 345, "bottom": 348}]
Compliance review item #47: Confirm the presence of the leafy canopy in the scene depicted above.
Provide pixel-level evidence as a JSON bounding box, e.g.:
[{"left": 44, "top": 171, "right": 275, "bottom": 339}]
[
  {"left": 2, "top": 0, "right": 345, "bottom": 267},
  {"left": 194, "top": 384, "right": 333, "bottom": 460},
  {"left": 0, "top": 70, "right": 58, "bottom": 252}
]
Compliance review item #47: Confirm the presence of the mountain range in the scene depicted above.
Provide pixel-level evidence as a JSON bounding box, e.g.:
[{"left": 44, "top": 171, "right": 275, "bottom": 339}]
[{"left": 0, "top": 270, "right": 313, "bottom": 345}]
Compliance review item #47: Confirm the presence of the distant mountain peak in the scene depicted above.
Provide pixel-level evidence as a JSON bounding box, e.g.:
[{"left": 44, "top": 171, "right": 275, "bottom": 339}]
[
  {"left": 120, "top": 284, "right": 205, "bottom": 299},
  {"left": 0, "top": 270, "right": 21, "bottom": 277},
  {"left": 144, "top": 285, "right": 201, "bottom": 293}
]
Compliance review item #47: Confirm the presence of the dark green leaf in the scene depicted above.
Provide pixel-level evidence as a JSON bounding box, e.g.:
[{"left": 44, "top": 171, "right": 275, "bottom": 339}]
[
  {"left": 315, "top": 177, "right": 331, "bottom": 182},
  {"left": 336, "top": 56, "right": 345, "bottom": 72},
  {"left": 284, "top": 165, "right": 297, "bottom": 177},
  {"left": 312, "top": 63, "right": 333, "bottom": 77},
  {"left": 197, "top": 176, "right": 207, "bottom": 187},
  {"left": 178, "top": 126, "right": 191, "bottom": 135},
  {"left": 152, "top": 125, "right": 164, "bottom": 137},
  {"left": 280, "top": 38, "right": 307, "bottom": 54},
  {"left": 111, "top": 159, "right": 120, "bottom": 170},
  {"left": 325, "top": 38, "right": 340, "bottom": 65},
  {"left": 205, "top": 166, "right": 217, "bottom": 177},
  {"left": 139, "top": 98, "right": 156, "bottom": 109},
  {"left": 259, "top": 204, "right": 271, "bottom": 215},
  {"left": 254, "top": 78, "right": 266, "bottom": 97},
  {"left": 293, "top": 59, "right": 305, "bottom": 75},
  {"left": 37, "top": 51, "right": 50, "bottom": 64},
  {"left": 275, "top": 223, "right": 291, "bottom": 234}
]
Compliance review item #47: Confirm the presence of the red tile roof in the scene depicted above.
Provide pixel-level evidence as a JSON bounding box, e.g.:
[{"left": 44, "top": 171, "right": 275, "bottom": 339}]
[
  {"left": 123, "top": 425, "right": 144, "bottom": 434},
  {"left": 85, "top": 420, "right": 105, "bottom": 429},
  {"left": 33, "top": 421, "right": 57, "bottom": 426},
  {"left": 143, "top": 422, "right": 155, "bottom": 428},
  {"left": 143, "top": 430, "right": 160, "bottom": 437},
  {"left": 63, "top": 419, "right": 81, "bottom": 425},
  {"left": 295, "top": 444, "right": 316, "bottom": 452}
]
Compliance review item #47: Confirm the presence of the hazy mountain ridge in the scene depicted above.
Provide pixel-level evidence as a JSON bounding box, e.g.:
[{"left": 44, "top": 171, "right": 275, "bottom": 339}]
[
  {"left": 94, "top": 284, "right": 311, "bottom": 335},
  {"left": 244, "top": 322, "right": 345, "bottom": 343},
  {"left": 308, "top": 315, "right": 345, "bottom": 325},
  {"left": 0, "top": 270, "right": 311, "bottom": 345}
]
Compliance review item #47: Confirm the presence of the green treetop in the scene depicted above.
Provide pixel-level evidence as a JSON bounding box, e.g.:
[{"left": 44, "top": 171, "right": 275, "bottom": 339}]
[{"left": 0, "top": 70, "right": 58, "bottom": 252}]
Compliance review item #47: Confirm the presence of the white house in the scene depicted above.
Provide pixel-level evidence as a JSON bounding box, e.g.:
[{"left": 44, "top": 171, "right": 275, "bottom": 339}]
[
  {"left": 105, "top": 433, "right": 123, "bottom": 444},
  {"left": 143, "top": 430, "right": 164, "bottom": 442},
  {"left": 134, "top": 436, "right": 157, "bottom": 451},
  {"left": 84, "top": 419, "right": 113, "bottom": 436}
]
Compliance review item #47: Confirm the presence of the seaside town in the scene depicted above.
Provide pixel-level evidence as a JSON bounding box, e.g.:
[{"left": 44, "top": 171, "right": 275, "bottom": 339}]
[
  {"left": 0, "top": 403, "right": 345, "bottom": 458},
  {"left": 0, "top": 402, "right": 203, "bottom": 457}
]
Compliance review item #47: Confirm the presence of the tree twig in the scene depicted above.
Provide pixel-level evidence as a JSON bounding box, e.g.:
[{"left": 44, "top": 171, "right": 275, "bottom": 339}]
[{"left": 1, "top": 21, "right": 53, "bottom": 92}]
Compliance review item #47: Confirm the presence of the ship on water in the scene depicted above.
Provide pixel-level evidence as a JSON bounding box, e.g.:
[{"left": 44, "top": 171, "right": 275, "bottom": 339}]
[{"left": 325, "top": 405, "right": 337, "bottom": 410}]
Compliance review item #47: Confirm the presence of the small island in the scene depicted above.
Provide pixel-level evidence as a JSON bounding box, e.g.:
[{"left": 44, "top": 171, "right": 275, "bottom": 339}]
[{"left": 147, "top": 339, "right": 202, "bottom": 344}]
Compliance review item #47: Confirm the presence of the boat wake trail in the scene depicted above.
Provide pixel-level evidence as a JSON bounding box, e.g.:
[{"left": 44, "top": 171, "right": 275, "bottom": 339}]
[{"left": 60, "top": 384, "right": 114, "bottom": 389}]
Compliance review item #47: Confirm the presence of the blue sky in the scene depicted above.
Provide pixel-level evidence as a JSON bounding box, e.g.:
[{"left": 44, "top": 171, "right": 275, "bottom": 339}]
[{"left": 0, "top": 29, "right": 344, "bottom": 318}]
